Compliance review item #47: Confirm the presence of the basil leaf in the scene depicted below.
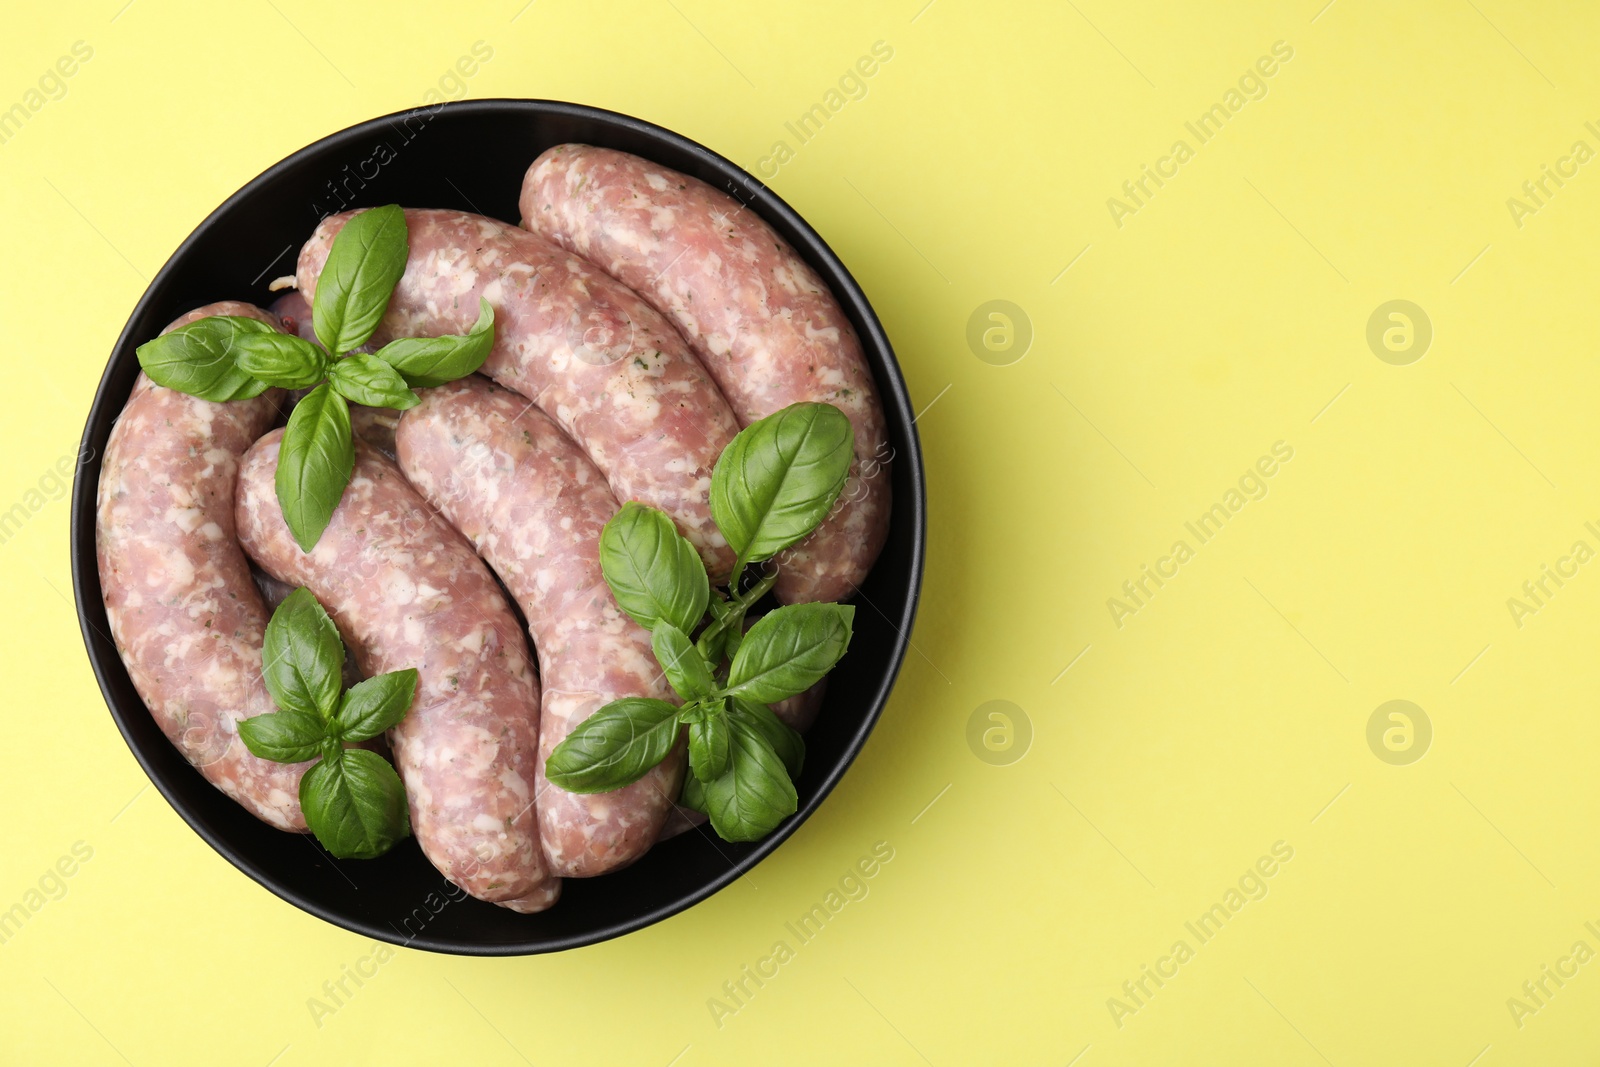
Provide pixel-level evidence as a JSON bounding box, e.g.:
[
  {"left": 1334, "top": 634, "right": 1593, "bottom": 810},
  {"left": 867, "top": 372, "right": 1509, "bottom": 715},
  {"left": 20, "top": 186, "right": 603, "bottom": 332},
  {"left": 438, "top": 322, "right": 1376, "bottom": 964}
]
[
  {"left": 372, "top": 298, "right": 495, "bottom": 387},
  {"left": 233, "top": 331, "right": 330, "bottom": 390},
  {"left": 730, "top": 697, "right": 805, "bottom": 780},
  {"left": 676, "top": 699, "right": 712, "bottom": 725},
  {"left": 332, "top": 668, "right": 418, "bottom": 743},
  {"left": 679, "top": 765, "right": 707, "bottom": 814},
  {"left": 277, "top": 384, "right": 354, "bottom": 552},
  {"left": 236, "top": 709, "right": 326, "bottom": 763},
  {"left": 724, "top": 603, "right": 854, "bottom": 704},
  {"left": 688, "top": 705, "right": 731, "bottom": 781},
  {"left": 599, "top": 502, "right": 709, "bottom": 634},
  {"left": 545, "top": 697, "right": 681, "bottom": 794},
  {"left": 136, "top": 316, "right": 275, "bottom": 401},
  {"left": 652, "top": 623, "right": 717, "bottom": 701},
  {"left": 702, "top": 722, "right": 797, "bottom": 842},
  {"left": 313, "top": 204, "right": 408, "bottom": 354},
  {"left": 328, "top": 353, "right": 421, "bottom": 410},
  {"left": 710, "top": 402, "right": 855, "bottom": 566},
  {"left": 300, "top": 748, "right": 411, "bottom": 860},
  {"left": 261, "top": 587, "right": 344, "bottom": 719}
]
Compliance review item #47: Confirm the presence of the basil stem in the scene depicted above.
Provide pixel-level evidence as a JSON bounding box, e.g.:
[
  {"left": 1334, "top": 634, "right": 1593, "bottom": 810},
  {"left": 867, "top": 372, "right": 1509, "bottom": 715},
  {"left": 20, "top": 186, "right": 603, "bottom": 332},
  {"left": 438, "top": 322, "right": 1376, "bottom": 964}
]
[{"left": 693, "top": 571, "right": 777, "bottom": 660}]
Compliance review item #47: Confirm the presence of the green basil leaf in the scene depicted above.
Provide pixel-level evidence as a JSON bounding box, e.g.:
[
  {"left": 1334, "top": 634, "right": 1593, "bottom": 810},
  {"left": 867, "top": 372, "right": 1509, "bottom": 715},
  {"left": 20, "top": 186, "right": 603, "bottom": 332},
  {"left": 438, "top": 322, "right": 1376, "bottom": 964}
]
[
  {"left": 328, "top": 353, "right": 421, "bottom": 410},
  {"left": 233, "top": 331, "right": 330, "bottom": 390},
  {"left": 674, "top": 699, "right": 706, "bottom": 724},
  {"left": 277, "top": 384, "right": 354, "bottom": 552},
  {"left": 730, "top": 697, "right": 805, "bottom": 780},
  {"left": 312, "top": 204, "right": 408, "bottom": 354},
  {"left": 261, "top": 587, "right": 344, "bottom": 719},
  {"left": 710, "top": 402, "right": 855, "bottom": 566},
  {"left": 688, "top": 705, "right": 731, "bottom": 781},
  {"left": 332, "top": 668, "right": 417, "bottom": 743},
  {"left": 599, "top": 502, "right": 709, "bottom": 634},
  {"left": 679, "top": 767, "right": 708, "bottom": 814},
  {"left": 702, "top": 723, "right": 797, "bottom": 842},
  {"left": 236, "top": 709, "right": 326, "bottom": 763},
  {"left": 652, "top": 623, "right": 717, "bottom": 701},
  {"left": 724, "top": 603, "right": 854, "bottom": 704},
  {"left": 300, "top": 748, "right": 411, "bottom": 860},
  {"left": 136, "top": 316, "right": 275, "bottom": 401},
  {"left": 371, "top": 298, "right": 495, "bottom": 388},
  {"left": 545, "top": 697, "right": 681, "bottom": 794}
]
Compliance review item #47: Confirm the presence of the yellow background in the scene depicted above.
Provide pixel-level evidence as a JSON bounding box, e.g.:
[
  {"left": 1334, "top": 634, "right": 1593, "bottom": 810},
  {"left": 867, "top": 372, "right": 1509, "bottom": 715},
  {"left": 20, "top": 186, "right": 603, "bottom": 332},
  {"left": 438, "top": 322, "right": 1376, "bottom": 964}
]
[{"left": 2, "top": 0, "right": 1596, "bottom": 1062}]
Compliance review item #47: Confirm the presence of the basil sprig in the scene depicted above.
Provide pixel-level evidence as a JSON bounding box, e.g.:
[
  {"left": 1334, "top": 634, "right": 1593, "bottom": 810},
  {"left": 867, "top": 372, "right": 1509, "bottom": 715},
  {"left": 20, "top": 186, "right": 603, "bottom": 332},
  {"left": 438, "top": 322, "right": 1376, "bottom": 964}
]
[
  {"left": 545, "top": 403, "right": 857, "bottom": 843},
  {"left": 710, "top": 402, "right": 854, "bottom": 581},
  {"left": 373, "top": 298, "right": 496, "bottom": 388},
  {"left": 601, "top": 501, "right": 709, "bottom": 633},
  {"left": 136, "top": 316, "right": 277, "bottom": 401},
  {"left": 311, "top": 203, "right": 409, "bottom": 355},
  {"left": 542, "top": 697, "right": 682, "bottom": 795},
  {"left": 135, "top": 205, "right": 496, "bottom": 551},
  {"left": 275, "top": 384, "right": 353, "bottom": 555},
  {"left": 238, "top": 587, "right": 417, "bottom": 859},
  {"left": 724, "top": 603, "right": 854, "bottom": 704}
]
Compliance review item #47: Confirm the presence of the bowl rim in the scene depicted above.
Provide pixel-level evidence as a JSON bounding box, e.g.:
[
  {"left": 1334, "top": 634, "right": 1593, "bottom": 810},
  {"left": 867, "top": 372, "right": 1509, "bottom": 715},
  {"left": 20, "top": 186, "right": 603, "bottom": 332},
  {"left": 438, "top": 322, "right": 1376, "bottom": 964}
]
[{"left": 69, "top": 97, "right": 926, "bottom": 955}]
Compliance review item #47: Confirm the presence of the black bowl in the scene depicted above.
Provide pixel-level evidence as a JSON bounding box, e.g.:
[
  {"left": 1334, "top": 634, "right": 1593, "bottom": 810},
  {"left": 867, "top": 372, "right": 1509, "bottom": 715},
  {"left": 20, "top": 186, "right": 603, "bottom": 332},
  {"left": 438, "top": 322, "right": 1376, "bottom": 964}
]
[{"left": 69, "top": 100, "right": 925, "bottom": 954}]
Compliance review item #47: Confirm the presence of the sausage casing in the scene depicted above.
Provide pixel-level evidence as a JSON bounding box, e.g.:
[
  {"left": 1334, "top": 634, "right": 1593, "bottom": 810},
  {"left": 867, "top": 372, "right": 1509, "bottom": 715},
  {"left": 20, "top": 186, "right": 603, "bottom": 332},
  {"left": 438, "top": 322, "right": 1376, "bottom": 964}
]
[
  {"left": 235, "top": 432, "right": 557, "bottom": 908},
  {"left": 396, "top": 376, "right": 683, "bottom": 876}
]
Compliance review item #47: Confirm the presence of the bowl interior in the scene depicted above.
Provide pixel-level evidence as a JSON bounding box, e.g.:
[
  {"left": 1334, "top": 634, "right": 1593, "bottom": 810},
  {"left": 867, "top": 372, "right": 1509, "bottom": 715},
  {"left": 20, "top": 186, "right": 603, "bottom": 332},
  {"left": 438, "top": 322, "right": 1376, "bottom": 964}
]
[{"left": 70, "top": 99, "right": 924, "bottom": 955}]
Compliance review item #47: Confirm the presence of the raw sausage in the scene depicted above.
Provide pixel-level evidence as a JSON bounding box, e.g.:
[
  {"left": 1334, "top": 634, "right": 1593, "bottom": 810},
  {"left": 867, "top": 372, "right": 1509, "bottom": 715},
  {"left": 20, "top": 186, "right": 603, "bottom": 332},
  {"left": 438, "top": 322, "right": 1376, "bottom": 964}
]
[
  {"left": 237, "top": 433, "right": 557, "bottom": 908},
  {"left": 95, "top": 301, "right": 309, "bottom": 831},
  {"left": 519, "top": 145, "right": 892, "bottom": 603},
  {"left": 295, "top": 208, "right": 740, "bottom": 578},
  {"left": 395, "top": 376, "right": 683, "bottom": 876},
  {"left": 268, "top": 290, "right": 315, "bottom": 342},
  {"left": 397, "top": 378, "right": 683, "bottom": 875},
  {"left": 235, "top": 433, "right": 558, "bottom": 909}
]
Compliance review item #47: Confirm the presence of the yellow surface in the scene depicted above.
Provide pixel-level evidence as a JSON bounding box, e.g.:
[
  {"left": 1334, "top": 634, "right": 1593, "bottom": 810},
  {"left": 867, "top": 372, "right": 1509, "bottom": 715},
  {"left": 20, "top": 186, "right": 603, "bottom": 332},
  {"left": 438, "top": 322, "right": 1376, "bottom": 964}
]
[{"left": 3, "top": 0, "right": 1599, "bottom": 1063}]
